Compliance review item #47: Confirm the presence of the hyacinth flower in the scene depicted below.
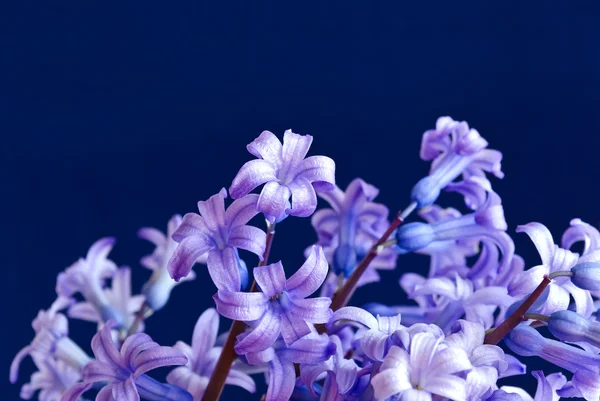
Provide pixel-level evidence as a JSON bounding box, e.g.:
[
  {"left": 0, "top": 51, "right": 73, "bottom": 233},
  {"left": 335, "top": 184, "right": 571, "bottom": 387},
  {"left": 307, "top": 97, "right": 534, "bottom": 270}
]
[
  {"left": 299, "top": 335, "right": 367, "bottom": 401},
  {"left": 229, "top": 130, "right": 336, "bottom": 222},
  {"left": 62, "top": 321, "right": 192, "bottom": 401},
  {"left": 168, "top": 188, "right": 266, "bottom": 291},
  {"left": 410, "top": 116, "right": 504, "bottom": 209},
  {"left": 371, "top": 331, "right": 472, "bottom": 401},
  {"left": 214, "top": 246, "right": 332, "bottom": 354},
  {"left": 310, "top": 178, "right": 397, "bottom": 278},
  {"left": 505, "top": 324, "right": 600, "bottom": 400},
  {"left": 242, "top": 333, "right": 335, "bottom": 401},
  {"left": 11, "top": 299, "right": 92, "bottom": 387},
  {"left": 408, "top": 273, "right": 514, "bottom": 331},
  {"left": 166, "top": 308, "right": 255, "bottom": 401},
  {"left": 327, "top": 306, "right": 407, "bottom": 362},
  {"left": 398, "top": 180, "right": 514, "bottom": 281},
  {"left": 490, "top": 370, "right": 566, "bottom": 401},
  {"left": 56, "top": 237, "right": 124, "bottom": 326},
  {"left": 508, "top": 222, "right": 595, "bottom": 316},
  {"left": 444, "top": 320, "right": 510, "bottom": 401},
  {"left": 67, "top": 267, "right": 145, "bottom": 333},
  {"left": 18, "top": 356, "right": 85, "bottom": 401},
  {"left": 138, "top": 214, "right": 199, "bottom": 311}
]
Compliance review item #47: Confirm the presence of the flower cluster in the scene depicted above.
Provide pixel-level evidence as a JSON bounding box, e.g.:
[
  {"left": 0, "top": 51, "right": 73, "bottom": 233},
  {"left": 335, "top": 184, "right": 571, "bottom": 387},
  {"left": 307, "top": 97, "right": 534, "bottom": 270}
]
[{"left": 11, "top": 122, "right": 600, "bottom": 401}]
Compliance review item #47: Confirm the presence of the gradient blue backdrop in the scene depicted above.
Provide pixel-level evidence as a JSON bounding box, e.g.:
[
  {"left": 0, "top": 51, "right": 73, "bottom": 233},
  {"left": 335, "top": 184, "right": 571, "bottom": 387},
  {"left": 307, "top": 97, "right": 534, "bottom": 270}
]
[{"left": 3, "top": 1, "right": 600, "bottom": 399}]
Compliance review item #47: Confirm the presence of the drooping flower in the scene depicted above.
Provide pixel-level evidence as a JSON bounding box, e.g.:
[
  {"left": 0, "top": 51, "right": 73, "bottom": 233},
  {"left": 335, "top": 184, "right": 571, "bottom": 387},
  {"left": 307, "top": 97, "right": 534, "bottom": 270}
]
[
  {"left": 371, "top": 331, "right": 472, "bottom": 401},
  {"left": 62, "top": 321, "right": 192, "bottom": 401},
  {"left": 18, "top": 356, "right": 85, "bottom": 401},
  {"left": 56, "top": 237, "right": 124, "bottom": 326},
  {"left": 166, "top": 308, "right": 255, "bottom": 401},
  {"left": 67, "top": 267, "right": 146, "bottom": 333},
  {"left": 168, "top": 189, "right": 265, "bottom": 291},
  {"left": 138, "top": 215, "right": 199, "bottom": 311},
  {"left": 243, "top": 333, "right": 335, "bottom": 401},
  {"left": 310, "top": 178, "right": 397, "bottom": 278},
  {"left": 229, "top": 130, "right": 336, "bottom": 222},
  {"left": 11, "top": 299, "right": 92, "bottom": 386},
  {"left": 410, "top": 116, "right": 503, "bottom": 208},
  {"left": 214, "top": 246, "right": 332, "bottom": 354},
  {"left": 509, "top": 222, "right": 594, "bottom": 316}
]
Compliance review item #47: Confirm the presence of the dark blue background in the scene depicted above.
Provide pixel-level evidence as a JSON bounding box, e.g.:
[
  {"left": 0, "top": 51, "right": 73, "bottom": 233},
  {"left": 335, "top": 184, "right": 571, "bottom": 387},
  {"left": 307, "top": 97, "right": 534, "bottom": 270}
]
[{"left": 3, "top": 1, "right": 599, "bottom": 399}]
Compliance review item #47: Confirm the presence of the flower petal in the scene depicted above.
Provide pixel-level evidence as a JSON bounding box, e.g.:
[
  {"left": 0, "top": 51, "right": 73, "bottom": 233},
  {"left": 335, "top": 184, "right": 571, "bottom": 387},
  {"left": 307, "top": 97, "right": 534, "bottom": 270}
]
[
  {"left": 230, "top": 160, "right": 278, "bottom": 199},
  {"left": 234, "top": 310, "right": 281, "bottom": 354},
  {"left": 280, "top": 313, "right": 312, "bottom": 346},
  {"left": 61, "top": 382, "right": 93, "bottom": 401},
  {"left": 372, "top": 366, "right": 411, "bottom": 400},
  {"left": 137, "top": 227, "right": 166, "bottom": 247},
  {"left": 254, "top": 261, "right": 286, "bottom": 298},
  {"left": 257, "top": 181, "right": 291, "bottom": 221},
  {"left": 92, "top": 321, "right": 123, "bottom": 367},
  {"left": 113, "top": 376, "right": 140, "bottom": 401},
  {"left": 191, "top": 308, "right": 219, "bottom": 366},
  {"left": 287, "top": 296, "right": 332, "bottom": 323},
  {"left": 424, "top": 375, "right": 466, "bottom": 401},
  {"left": 246, "top": 130, "right": 283, "bottom": 164},
  {"left": 228, "top": 226, "right": 266, "bottom": 259},
  {"left": 265, "top": 355, "right": 296, "bottom": 401},
  {"left": 97, "top": 385, "right": 115, "bottom": 401},
  {"left": 225, "top": 194, "right": 261, "bottom": 228},
  {"left": 121, "top": 333, "right": 158, "bottom": 365},
  {"left": 287, "top": 245, "right": 329, "bottom": 299},
  {"left": 286, "top": 176, "right": 318, "bottom": 217},
  {"left": 213, "top": 290, "right": 268, "bottom": 321},
  {"left": 171, "top": 213, "right": 209, "bottom": 242},
  {"left": 197, "top": 189, "right": 228, "bottom": 233},
  {"left": 132, "top": 346, "right": 188, "bottom": 378},
  {"left": 296, "top": 156, "right": 336, "bottom": 192},
  {"left": 279, "top": 130, "right": 313, "bottom": 180},
  {"left": 516, "top": 223, "right": 555, "bottom": 267},
  {"left": 83, "top": 360, "right": 122, "bottom": 383},
  {"left": 206, "top": 247, "right": 242, "bottom": 292},
  {"left": 328, "top": 306, "right": 378, "bottom": 331},
  {"left": 168, "top": 235, "right": 214, "bottom": 282},
  {"left": 225, "top": 369, "right": 256, "bottom": 394}
]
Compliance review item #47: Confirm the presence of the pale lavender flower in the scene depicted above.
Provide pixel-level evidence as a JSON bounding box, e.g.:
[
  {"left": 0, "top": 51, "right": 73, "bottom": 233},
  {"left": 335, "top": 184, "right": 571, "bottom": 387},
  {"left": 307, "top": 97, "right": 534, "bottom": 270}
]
[
  {"left": 411, "top": 116, "right": 503, "bottom": 208},
  {"left": 509, "top": 222, "right": 594, "bottom": 316},
  {"left": 311, "top": 178, "right": 397, "bottom": 278},
  {"left": 56, "top": 237, "right": 123, "bottom": 326},
  {"left": 214, "top": 246, "right": 332, "bottom": 354},
  {"left": 327, "top": 306, "right": 407, "bottom": 362},
  {"left": 166, "top": 308, "right": 255, "bottom": 401},
  {"left": 371, "top": 331, "right": 472, "bottom": 401},
  {"left": 11, "top": 299, "right": 92, "bottom": 386},
  {"left": 18, "top": 356, "right": 85, "bottom": 401},
  {"left": 62, "top": 321, "right": 192, "bottom": 401},
  {"left": 168, "top": 188, "right": 265, "bottom": 291},
  {"left": 445, "top": 320, "right": 508, "bottom": 401},
  {"left": 243, "top": 333, "right": 335, "bottom": 401},
  {"left": 138, "top": 215, "right": 198, "bottom": 311},
  {"left": 493, "top": 370, "right": 566, "bottom": 401},
  {"left": 408, "top": 273, "right": 514, "bottom": 331},
  {"left": 68, "top": 267, "right": 145, "bottom": 333},
  {"left": 229, "top": 130, "right": 336, "bottom": 222}
]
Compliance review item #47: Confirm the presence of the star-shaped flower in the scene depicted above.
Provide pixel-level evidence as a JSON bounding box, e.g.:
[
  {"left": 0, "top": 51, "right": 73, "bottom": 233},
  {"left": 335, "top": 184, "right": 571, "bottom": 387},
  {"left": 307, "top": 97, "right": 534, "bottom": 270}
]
[
  {"left": 229, "top": 130, "right": 336, "bottom": 222},
  {"left": 214, "top": 246, "right": 332, "bottom": 354},
  {"left": 168, "top": 188, "right": 265, "bottom": 291}
]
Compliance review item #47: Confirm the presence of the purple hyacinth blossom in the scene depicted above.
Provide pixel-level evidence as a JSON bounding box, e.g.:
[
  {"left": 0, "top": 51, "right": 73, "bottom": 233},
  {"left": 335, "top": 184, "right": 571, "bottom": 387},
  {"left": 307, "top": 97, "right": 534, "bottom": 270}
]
[
  {"left": 62, "top": 321, "right": 192, "bottom": 401},
  {"left": 18, "top": 356, "right": 86, "bottom": 401},
  {"left": 68, "top": 267, "right": 146, "bottom": 333},
  {"left": 509, "top": 222, "right": 595, "bottom": 316},
  {"left": 299, "top": 335, "right": 365, "bottom": 400},
  {"left": 493, "top": 370, "right": 566, "bottom": 401},
  {"left": 138, "top": 215, "right": 199, "bottom": 311},
  {"left": 243, "top": 333, "right": 335, "bottom": 401},
  {"left": 56, "top": 237, "right": 124, "bottom": 326},
  {"left": 168, "top": 189, "right": 266, "bottom": 291},
  {"left": 229, "top": 130, "right": 336, "bottom": 222},
  {"left": 166, "top": 308, "right": 255, "bottom": 401},
  {"left": 11, "top": 299, "right": 92, "bottom": 386},
  {"left": 214, "top": 246, "right": 332, "bottom": 354},
  {"left": 311, "top": 178, "right": 397, "bottom": 278},
  {"left": 327, "top": 306, "right": 407, "bottom": 362},
  {"left": 408, "top": 273, "right": 514, "bottom": 331},
  {"left": 371, "top": 331, "right": 472, "bottom": 401},
  {"left": 410, "top": 117, "right": 504, "bottom": 208}
]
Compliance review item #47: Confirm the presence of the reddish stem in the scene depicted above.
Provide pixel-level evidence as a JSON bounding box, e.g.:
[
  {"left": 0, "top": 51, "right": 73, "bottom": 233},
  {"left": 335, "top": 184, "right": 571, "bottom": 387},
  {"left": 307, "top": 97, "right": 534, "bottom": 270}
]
[
  {"left": 329, "top": 211, "right": 406, "bottom": 312},
  {"left": 201, "top": 223, "right": 276, "bottom": 401},
  {"left": 484, "top": 275, "right": 551, "bottom": 345}
]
